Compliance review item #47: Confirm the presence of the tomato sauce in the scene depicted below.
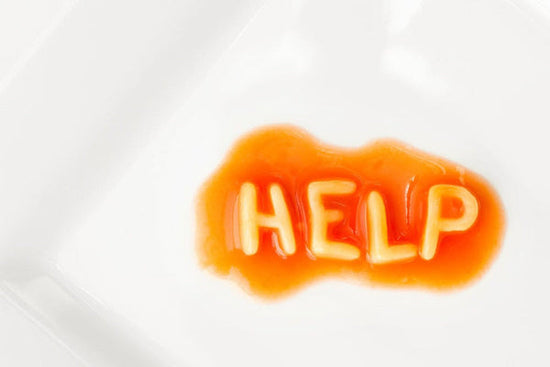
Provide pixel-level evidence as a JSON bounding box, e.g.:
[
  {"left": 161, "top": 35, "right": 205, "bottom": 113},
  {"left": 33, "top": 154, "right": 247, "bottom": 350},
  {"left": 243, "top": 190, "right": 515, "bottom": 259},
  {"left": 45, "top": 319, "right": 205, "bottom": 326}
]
[{"left": 196, "top": 125, "right": 505, "bottom": 298}]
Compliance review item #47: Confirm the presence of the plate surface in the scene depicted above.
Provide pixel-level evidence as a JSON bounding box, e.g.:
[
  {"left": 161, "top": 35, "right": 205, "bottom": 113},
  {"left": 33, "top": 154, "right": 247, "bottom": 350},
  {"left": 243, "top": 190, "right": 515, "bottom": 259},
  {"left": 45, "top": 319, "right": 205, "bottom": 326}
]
[{"left": 2, "top": 0, "right": 550, "bottom": 366}]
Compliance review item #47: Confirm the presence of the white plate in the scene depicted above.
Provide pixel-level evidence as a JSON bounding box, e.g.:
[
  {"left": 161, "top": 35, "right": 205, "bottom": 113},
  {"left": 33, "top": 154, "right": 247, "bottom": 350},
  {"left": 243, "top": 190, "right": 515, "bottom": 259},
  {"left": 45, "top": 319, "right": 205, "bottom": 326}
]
[{"left": 1, "top": 0, "right": 550, "bottom": 366}]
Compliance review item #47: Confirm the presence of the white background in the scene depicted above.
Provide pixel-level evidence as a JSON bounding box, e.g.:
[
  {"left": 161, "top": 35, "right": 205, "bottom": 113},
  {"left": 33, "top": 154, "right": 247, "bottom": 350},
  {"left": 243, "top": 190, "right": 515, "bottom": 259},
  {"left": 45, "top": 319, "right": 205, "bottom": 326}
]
[
  {"left": 0, "top": 3, "right": 85, "bottom": 365},
  {"left": 2, "top": 0, "right": 550, "bottom": 366}
]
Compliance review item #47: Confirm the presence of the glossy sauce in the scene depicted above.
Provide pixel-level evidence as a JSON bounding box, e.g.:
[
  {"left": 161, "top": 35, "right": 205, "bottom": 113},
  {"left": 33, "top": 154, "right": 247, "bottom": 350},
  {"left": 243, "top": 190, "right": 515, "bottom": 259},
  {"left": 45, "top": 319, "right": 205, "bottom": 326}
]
[{"left": 196, "top": 125, "right": 505, "bottom": 298}]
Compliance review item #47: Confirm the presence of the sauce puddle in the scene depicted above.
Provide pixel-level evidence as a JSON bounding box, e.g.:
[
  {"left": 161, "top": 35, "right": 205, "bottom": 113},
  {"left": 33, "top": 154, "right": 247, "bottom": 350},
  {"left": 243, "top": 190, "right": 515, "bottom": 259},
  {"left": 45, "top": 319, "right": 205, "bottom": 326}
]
[{"left": 196, "top": 125, "right": 505, "bottom": 298}]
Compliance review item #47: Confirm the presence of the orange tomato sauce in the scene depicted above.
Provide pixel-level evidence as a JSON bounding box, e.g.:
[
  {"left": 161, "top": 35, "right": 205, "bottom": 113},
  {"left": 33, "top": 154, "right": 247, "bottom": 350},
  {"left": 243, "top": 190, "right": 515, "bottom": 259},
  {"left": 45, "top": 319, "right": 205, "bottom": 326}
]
[{"left": 196, "top": 125, "right": 505, "bottom": 298}]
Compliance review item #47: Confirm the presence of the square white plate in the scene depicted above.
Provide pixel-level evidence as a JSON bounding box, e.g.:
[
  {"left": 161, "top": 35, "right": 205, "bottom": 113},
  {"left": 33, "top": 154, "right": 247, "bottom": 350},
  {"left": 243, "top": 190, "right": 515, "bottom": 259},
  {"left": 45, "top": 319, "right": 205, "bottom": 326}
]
[{"left": 1, "top": 0, "right": 550, "bottom": 366}]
